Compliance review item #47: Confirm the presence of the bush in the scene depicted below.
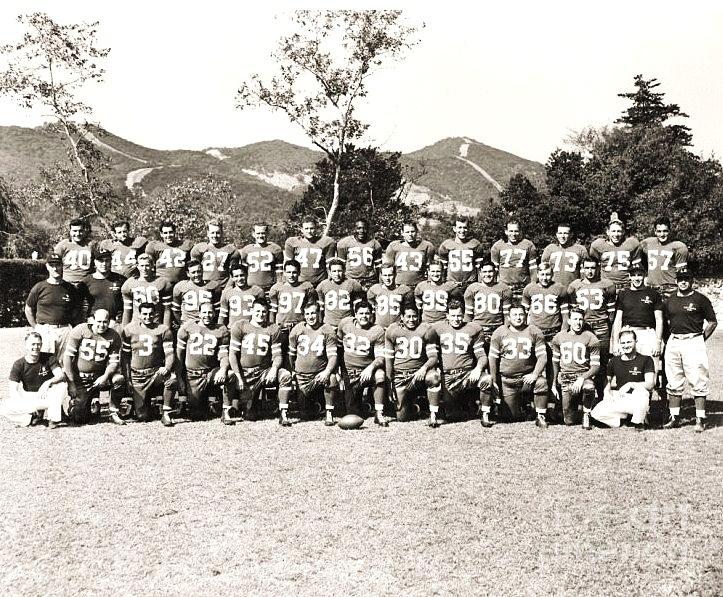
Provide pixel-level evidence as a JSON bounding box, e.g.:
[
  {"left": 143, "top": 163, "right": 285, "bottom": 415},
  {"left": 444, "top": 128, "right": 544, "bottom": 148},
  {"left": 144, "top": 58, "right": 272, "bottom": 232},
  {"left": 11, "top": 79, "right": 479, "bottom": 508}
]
[{"left": 0, "top": 259, "right": 47, "bottom": 327}]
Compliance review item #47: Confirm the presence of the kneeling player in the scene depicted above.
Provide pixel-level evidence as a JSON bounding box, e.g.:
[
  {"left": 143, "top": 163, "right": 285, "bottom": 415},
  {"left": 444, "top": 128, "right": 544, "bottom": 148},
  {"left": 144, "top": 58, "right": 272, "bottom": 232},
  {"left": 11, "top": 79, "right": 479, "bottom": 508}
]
[
  {"left": 230, "top": 299, "right": 294, "bottom": 425},
  {"left": 289, "top": 301, "right": 339, "bottom": 425},
  {"left": 177, "top": 302, "right": 236, "bottom": 424},
  {"left": 432, "top": 300, "right": 491, "bottom": 427},
  {"left": 550, "top": 308, "right": 600, "bottom": 429},
  {"left": 385, "top": 302, "right": 440, "bottom": 425}
]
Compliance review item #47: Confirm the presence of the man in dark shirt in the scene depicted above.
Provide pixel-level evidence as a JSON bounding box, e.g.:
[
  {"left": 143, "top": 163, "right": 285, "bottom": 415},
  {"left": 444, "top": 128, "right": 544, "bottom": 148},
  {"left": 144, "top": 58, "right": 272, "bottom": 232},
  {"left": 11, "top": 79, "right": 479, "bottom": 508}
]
[
  {"left": 662, "top": 270, "right": 718, "bottom": 432},
  {"left": 79, "top": 250, "right": 126, "bottom": 324}
]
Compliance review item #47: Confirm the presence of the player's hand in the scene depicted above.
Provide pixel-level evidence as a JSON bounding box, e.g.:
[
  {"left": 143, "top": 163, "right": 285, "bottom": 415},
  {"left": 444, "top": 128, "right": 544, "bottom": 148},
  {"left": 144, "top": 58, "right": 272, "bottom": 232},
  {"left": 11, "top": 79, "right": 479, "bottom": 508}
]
[
  {"left": 213, "top": 369, "right": 227, "bottom": 384},
  {"left": 412, "top": 367, "right": 427, "bottom": 383},
  {"left": 359, "top": 365, "right": 374, "bottom": 385},
  {"left": 618, "top": 382, "right": 632, "bottom": 394},
  {"left": 521, "top": 372, "right": 538, "bottom": 387},
  {"left": 550, "top": 384, "right": 560, "bottom": 400},
  {"left": 264, "top": 367, "right": 278, "bottom": 385},
  {"left": 157, "top": 366, "right": 169, "bottom": 377},
  {"left": 91, "top": 374, "right": 108, "bottom": 389},
  {"left": 314, "top": 369, "right": 331, "bottom": 386},
  {"left": 571, "top": 377, "right": 585, "bottom": 394},
  {"left": 469, "top": 367, "right": 483, "bottom": 384},
  {"left": 653, "top": 342, "right": 662, "bottom": 357}
]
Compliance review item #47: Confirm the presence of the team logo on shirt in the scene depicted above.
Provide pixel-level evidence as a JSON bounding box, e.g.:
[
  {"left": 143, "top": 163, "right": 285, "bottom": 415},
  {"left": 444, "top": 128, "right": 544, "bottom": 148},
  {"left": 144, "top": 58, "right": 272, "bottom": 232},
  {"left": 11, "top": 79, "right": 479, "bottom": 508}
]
[
  {"left": 628, "top": 366, "right": 640, "bottom": 376},
  {"left": 640, "top": 296, "right": 652, "bottom": 304},
  {"left": 110, "top": 284, "right": 121, "bottom": 291},
  {"left": 62, "top": 294, "right": 71, "bottom": 302},
  {"left": 684, "top": 303, "right": 697, "bottom": 312},
  {"left": 39, "top": 367, "right": 48, "bottom": 376}
]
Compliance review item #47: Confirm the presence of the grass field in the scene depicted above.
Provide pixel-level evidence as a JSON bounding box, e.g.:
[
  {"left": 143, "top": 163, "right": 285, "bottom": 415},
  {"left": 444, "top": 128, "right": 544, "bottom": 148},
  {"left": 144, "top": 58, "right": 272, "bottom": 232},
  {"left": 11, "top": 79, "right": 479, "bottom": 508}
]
[{"left": 0, "top": 327, "right": 721, "bottom": 597}]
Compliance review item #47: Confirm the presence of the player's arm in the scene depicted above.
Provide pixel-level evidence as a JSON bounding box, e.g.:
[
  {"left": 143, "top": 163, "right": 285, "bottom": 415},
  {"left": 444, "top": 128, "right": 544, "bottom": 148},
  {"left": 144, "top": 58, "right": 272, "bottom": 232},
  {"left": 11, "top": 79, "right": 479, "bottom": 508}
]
[
  {"left": 288, "top": 327, "right": 299, "bottom": 372},
  {"left": 266, "top": 330, "right": 284, "bottom": 384},
  {"left": 487, "top": 338, "right": 500, "bottom": 395},
  {"left": 121, "top": 282, "right": 133, "bottom": 326},
  {"left": 620, "top": 371, "right": 655, "bottom": 394},
  {"left": 521, "top": 287, "right": 532, "bottom": 325},
  {"left": 527, "top": 333, "right": 547, "bottom": 383},
  {"left": 62, "top": 331, "right": 81, "bottom": 390},
  {"left": 463, "top": 287, "right": 474, "bottom": 323},
  {"left": 175, "top": 327, "right": 188, "bottom": 382},
  {"left": 92, "top": 335, "right": 121, "bottom": 388},
  {"left": 528, "top": 243, "right": 539, "bottom": 283},
  {"left": 702, "top": 298, "right": 718, "bottom": 341},
  {"left": 560, "top": 291, "right": 570, "bottom": 331},
  {"left": 550, "top": 339, "right": 561, "bottom": 396},
  {"left": 218, "top": 290, "right": 230, "bottom": 327},
  {"left": 383, "top": 332, "right": 395, "bottom": 387},
  {"left": 171, "top": 285, "right": 183, "bottom": 325},
  {"left": 610, "top": 309, "right": 623, "bottom": 354},
  {"left": 572, "top": 341, "right": 600, "bottom": 394},
  {"left": 414, "top": 329, "right": 439, "bottom": 382},
  {"left": 653, "top": 307, "right": 664, "bottom": 356},
  {"left": 215, "top": 333, "right": 230, "bottom": 383},
  {"left": 160, "top": 287, "right": 173, "bottom": 328},
  {"left": 323, "top": 332, "right": 339, "bottom": 377},
  {"left": 161, "top": 329, "right": 175, "bottom": 376},
  {"left": 120, "top": 331, "right": 133, "bottom": 385},
  {"left": 603, "top": 373, "right": 616, "bottom": 400},
  {"left": 283, "top": 238, "right": 295, "bottom": 262},
  {"left": 24, "top": 303, "right": 36, "bottom": 327}
]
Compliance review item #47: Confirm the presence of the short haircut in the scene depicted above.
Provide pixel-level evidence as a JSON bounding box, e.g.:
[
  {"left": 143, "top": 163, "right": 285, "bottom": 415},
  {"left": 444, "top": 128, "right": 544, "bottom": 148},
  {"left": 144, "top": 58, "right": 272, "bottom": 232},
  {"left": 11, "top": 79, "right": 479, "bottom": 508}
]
[
  {"left": 25, "top": 331, "right": 43, "bottom": 343},
  {"left": 455, "top": 216, "right": 470, "bottom": 225},
  {"left": 136, "top": 253, "right": 152, "bottom": 263},
  {"left": 69, "top": 218, "right": 86, "bottom": 228},
  {"left": 568, "top": 306, "right": 585, "bottom": 319},
  {"left": 230, "top": 260, "right": 247, "bottom": 274},
  {"left": 479, "top": 260, "right": 496, "bottom": 270},
  {"left": 355, "top": 218, "right": 369, "bottom": 227},
  {"left": 112, "top": 220, "right": 130, "bottom": 230},
  {"left": 447, "top": 298, "right": 465, "bottom": 313},
  {"left": 138, "top": 302, "right": 156, "bottom": 312},
  {"left": 327, "top": 257, "right": 345, "bottom": 269},
  {"left": 284, "top": 259, "right": 301, "bottom": 272},
  {"left": 252, "top": 298, "right": 270, "bottom": 311},
  {"left": 401, "top": 301, "right": 420, "bottom": 317},
  {"left": 509, "top": 302, "right": 527, "bottom": 313},
  {"left": 159, "top": 221, "right": 176, "bottom": 232},
  {"left": 401, "top": 220, "right": 418, "bottom": 231},
  {"left": 207, "top": 218, "right": 223, "bottom": 229},
  {"left": 506, "top": 219, "right": 520, "bottom": 228},
  {"left": 654, "top": 216, "right": 671, "bottom": 228},
  {"left": 253, "top": 222, "right": 269, "bottom": 230},
  {"left": 619, "top": 327, "right": 638, "bottom": 342},
  {"left": 581, "top": 256, "right": 599, "bottom": 267},
  {"left": 380, "top": 261, "right": 396, "bottom": 273},
  {"left": 186, "top": 259, "right": 201, "bottom": 270},
  {"left": 557, "top": 222, "right": 572, "bottom": 231},
  {"left": 301, "top": 217, "right": 317, "bottom": 226},
  {"left": 303, "top": 300, "right": 322, "bottom": 312},
  {"left": 354, "top": 300, "right": 373, "bottom": 314},
  {"left": 537, "top": 262, "right": 553, "bottom": 272}
]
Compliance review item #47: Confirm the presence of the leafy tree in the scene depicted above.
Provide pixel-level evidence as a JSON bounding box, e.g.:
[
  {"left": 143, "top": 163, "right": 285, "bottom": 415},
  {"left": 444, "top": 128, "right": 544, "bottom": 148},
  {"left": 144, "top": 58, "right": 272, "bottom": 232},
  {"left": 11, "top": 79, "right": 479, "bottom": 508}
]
[
  {"left": 0, "top": 177, "right": 23, "bottom": 257},
  {"left": 237, "top": 10, "right": 421, "bottom": 236}
]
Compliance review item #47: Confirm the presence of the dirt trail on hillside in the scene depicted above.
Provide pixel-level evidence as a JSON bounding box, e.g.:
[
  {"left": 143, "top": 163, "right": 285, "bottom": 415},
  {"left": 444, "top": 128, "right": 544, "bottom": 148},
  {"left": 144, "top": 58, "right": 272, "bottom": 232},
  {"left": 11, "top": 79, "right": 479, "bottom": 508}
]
[
  {"left": 455, "top": 138, "right": 503, "bottom": 192},
  {"left": 126, "top": 167, "right": 163, "bottom": 190},
  {"left": 81, "top": 127, "right": 149, "bottom": 164}
]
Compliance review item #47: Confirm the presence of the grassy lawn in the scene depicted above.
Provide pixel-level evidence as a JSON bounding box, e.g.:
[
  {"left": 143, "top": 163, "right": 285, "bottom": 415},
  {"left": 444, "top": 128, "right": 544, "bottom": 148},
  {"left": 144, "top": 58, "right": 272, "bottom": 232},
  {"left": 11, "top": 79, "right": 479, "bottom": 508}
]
[{"left": 0, "top": 327, "right": 720, "bottom": 596}]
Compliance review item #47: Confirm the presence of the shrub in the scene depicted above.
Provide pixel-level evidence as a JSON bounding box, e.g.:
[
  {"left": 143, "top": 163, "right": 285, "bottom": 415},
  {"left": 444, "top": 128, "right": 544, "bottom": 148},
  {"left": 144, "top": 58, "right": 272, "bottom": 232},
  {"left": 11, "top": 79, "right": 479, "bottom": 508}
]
[{"left": 0, "top": 259, "right": 47, "bottom": 327}]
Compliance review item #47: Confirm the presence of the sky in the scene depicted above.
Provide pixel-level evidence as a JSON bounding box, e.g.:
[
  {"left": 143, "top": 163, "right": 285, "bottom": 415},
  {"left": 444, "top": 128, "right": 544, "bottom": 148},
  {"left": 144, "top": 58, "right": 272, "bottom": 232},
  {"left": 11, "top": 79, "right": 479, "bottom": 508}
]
[{"left": 0, "top": 1, "right": 721, "bottom": 163}]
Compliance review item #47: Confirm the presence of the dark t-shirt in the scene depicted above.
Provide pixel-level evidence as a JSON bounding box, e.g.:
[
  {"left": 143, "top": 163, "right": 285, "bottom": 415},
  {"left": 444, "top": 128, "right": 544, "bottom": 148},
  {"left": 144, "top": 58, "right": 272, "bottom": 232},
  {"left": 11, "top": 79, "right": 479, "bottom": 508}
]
[
  {"left": 9, "top": 354, "right": 58, "bottom": 392},
  {"left": 607, "top": 353, "right": 654, "bottom": 389},
  {"left": 80, "top": 273, "right": 126, "bottom": 320},
  {"left": 664, "top": 291, "right": 717, "bottom": 335},
  {"left": 25, "top": 280, "right": 79, "bottom": 325},
  {"left": 615, "top": 287, "right": 663, "bottom": 328}
]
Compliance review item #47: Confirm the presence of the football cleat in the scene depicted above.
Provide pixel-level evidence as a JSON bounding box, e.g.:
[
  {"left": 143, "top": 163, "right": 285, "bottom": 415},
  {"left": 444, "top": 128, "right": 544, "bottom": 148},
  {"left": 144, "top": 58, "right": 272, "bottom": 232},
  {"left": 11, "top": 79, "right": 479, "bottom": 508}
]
[
  {"left": 427, "top": 416, "right": 440, "bottom": 429},
  {"left": 220, "top": 409, "right": 236, "bottom": 426},
  {"left": 47, "top": 420, "right": 60, "bottom": 430},
  {"left": 109, "top": 412, "right": 126, "bottom": 426},
  {"left": 279, "top": 412, "right": 292, "bottom": 427},
  {"left": 161, "top": 411, "right": 174, "bottom": 427},
  {"left": 324, "top": 412, "right": 336, "bottom": 427},
  {"left": 662, "top": 416, "right": 680, "bottom": 429},
  {"left": 694, "top": 418, "right": 705, "bottom": 433},
  {"left": 374, "top": 414, "right": 389, "bottom": 427},
  {"left": 632, "top": 422, "right": 645, "bottom": 432},
  {"left": 90, "top": 398, "right": 101, "bottom": 416},
  {"left": 535, "top": 414, "right": 548, "bottom": 429},
  {"left": 582, "top": 413, "right": 592, "bottom": 431},
  {"left": 480, "top": 412, "right": 494, "bottom": 428}
]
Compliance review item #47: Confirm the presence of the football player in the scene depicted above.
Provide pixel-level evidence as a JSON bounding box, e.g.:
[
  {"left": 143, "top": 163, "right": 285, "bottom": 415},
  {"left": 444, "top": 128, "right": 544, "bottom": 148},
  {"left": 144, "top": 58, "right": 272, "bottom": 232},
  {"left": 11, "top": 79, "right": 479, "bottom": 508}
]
[
  {"left": 366, "top": 263, "right": 413, "bottom": 330},
  {"left": 662, "top": 270, "right": 717, "bottom": 432},
  {"left": 63, "top": 309, "right": 125, "bottom": 425},
  {"left": 432, "top": 300, "right": 491, "bottom": 427},
  {"left": 550, "top": 308, "right": 600, "bottom": 429},
  {"left": 177, "top": 302, "right": 237, "bottom": 424},
  {"left": 316, "top": 257, "right": 365, "bottom": 328},
  {"left": 288, "top": 301, "right": 339, "bottom": 426},
  {"left": 540, "top": 223, "right": 588, "bottom": 288},
  {"left": 100, "top": 220, "right": 147, "bottom": 278},
  {"left": 54, "top": 218, "right": 96, "bottom": 286},
  {"left": 121, "top": 253, "right": 173, "bottom": 327},
  {"left": 337, "top": 301, "right": 388, "bottom": 425},
  {"left": 437, "top": 217, "right": 484, "bottom": 290},
  {"left": 414, "top": 261, "right": 460, "bottom": 324},
  {"left": 522, "top": 262, "right": 570, "bottom": 342},
  {"left": 237, "top": 222, "right": 284, "bottom": 294},
  {"left": 385, "top": 302, "right": 440, "bottom": 425},
  {"left": 121, "top": 302, "right": 177, "bottom": 424},
  {"left": 384, "top": 221, "right": 436, "bottom": 288},
  {"left": 486, "top": 303, "right": 549, "bottom": 427},
  {"left": 490, "top": 219, "right": 538, "bottom": 300},
  {"left": 463, "top": 261, "right": 512, "bottom": 351},
  {"left": 589, "top": 213, "right": 641, "bottom": 294},
  {"left": 229, "top": 299, "right": 294, "bottom": 425},
  {"left": 172, "top": 259, "right": 222, "bottom": 325},
  {"left": 78, "top": 250, "right": 125, "bottom": 324},
  {"left": 335, "top": 219, "right": 383, "bottom": 291},
  {"left": 219, "top": 262, "right": 266, "bottom": 327},
  {"left": 268, "top": 260, "right": 317, "bottom": 335},
  {"left": 145, "top": 221, "right": 193, "bottom": 284},
  {"left": 640, "top": 216, "right": 689, "bottom": 300},
  {"left": 190, "top": 219, "right": 238, "bottom": 285},
  {"left": 284, "top": 218, "right": 336, "bottom": 286}
]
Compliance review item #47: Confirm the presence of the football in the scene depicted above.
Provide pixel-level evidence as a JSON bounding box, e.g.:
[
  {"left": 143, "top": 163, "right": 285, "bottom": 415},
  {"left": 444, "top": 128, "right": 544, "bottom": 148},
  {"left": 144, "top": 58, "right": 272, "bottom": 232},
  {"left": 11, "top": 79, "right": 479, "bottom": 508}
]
[{"left": 338, "top": 414, "right": 365, "bottom": 430}]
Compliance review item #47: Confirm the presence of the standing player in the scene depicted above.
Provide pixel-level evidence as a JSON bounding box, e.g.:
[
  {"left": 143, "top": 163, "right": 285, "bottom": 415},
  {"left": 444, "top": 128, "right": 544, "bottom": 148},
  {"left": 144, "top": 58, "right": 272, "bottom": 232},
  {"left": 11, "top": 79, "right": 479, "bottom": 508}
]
[
  {"left": 550, "top": 308, "right": 600, "bottom": 429},
  {"left": 79, "top": 250, "right": 125, "bottom": 324},
  {"left": 464, "top": 262, "right": 513, "bottom": 350},
  {"left": 171, "top": 260, "right": 223, "bottom": 325},
  {"left": 337, "top": 301, "right": 388, "bottom": 425},
  {"left": 522, "top": 262, "right": 570, "bottom": 342},
  {"left": 662, "top": 270, "right": 717, "bottom": 432},
  {"left": 414, "top": 261, "right": 459, "bottom": 325},
  {"left": 229, "top": 300, "right": 294, "bottom": 425},
  {"left": 367, "top": 264, "right": 413, "bottom": 330},
  {"left": 316, "top": 258, "right": 364, "bottom": 328},
  {"left": 54, "top": 218, "right": 96, "bottom": 285},
  {"left": 640, "top": 216, "right": 689, "bottom": 299},
  {"left": 237, "top": 222, "right": 284, "bottom": 294},
  {"left": 100, "top": 220, "right": 147, "bottom": 278},
  {"left": 145, "top": 221, "right": 193, "bottom": 284},
  {"left": 284, "top": 218, "right": 336, "bottom": 286},
  {"left": 432, "top": 300, "right": 491, "bottom": 427},
  {"left": 541, "top": 223, "right": 588, "bottom": 289},
  {"left": 437, "top": 217, "right": 484, "bottom": 290},
  {"left": 121, "top": 253, "right": 173, "bottom": 327},
  {"left": 288, "top": 301, "right": 339, "bottom": 426},
  {"left": 335, "top": 219, "right": 383, "bottom": 291},
  {"left": 589, "top": 213, "right": 641, "bottom": 294},
  {"left": 384, "top": 221, "right": 436, "bottom": 288},
  {"left": 384, "top": 303, "right": 440, "bottom": 425},
  {"left": 486, "top": 304, "right": 549, "bottom": 427},
  {"left": 121, "top": 302, "right": 176, "bottom": 425},
  {"left": 490, "top": 220, "right": 538, "bottom": 300},
  {"left": 268, "top": 260, "right": 317, "bottom": 335},
  {"left": 177, "top": 302, "right": 236, "bottom": 424},
  {"left": 190, "top": 219, "right": 237, "bottom": 285},
  {"left": 219, "top": 263, "right": 266, "bottom": 327},
  {"left": 63, "top": 309, "right": 125, "bottom": 425}
]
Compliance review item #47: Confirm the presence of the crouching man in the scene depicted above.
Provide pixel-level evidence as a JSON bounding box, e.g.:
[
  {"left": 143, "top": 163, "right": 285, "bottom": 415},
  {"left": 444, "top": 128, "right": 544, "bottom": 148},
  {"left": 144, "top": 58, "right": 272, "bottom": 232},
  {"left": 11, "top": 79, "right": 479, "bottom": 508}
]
[
  {"left": 591, "top": 328, "right": 653, "bottom": 430},
  {"left": 1, "top": 331, "right": 67, "bottom": 428}
]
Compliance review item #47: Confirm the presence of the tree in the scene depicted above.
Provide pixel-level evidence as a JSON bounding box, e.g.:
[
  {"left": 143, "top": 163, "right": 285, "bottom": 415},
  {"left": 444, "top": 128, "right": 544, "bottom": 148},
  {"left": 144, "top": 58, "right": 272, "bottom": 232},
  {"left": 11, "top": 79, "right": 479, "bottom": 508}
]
[
  {"left": 0, "top": 177, "right": 23, "bottom": 257},
  {"left": 0, "top": 13, "right": 113, "bottom": 229},
  {"left": 237, "top": 10, "right": 421, "bottom": 236}
]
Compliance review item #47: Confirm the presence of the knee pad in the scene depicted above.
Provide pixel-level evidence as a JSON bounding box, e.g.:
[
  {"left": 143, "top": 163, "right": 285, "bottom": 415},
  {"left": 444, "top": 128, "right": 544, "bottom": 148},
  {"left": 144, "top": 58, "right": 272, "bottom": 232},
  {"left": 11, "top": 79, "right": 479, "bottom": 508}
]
[
  {"left": 425, "top": 368, "right": 441, "bottom": 387},
  {"left": 373, "top": 369, "right": 386, "bottom": 386}
]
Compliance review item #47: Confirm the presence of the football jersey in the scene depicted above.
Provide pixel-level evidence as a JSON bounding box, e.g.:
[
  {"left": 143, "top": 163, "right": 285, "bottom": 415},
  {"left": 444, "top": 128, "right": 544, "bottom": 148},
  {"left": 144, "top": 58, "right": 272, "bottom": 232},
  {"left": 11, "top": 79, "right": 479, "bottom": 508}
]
[
  {"left": 540, "top": 243, "right": 588, "bottom": 288},
  {"left": 172, "top": 280, "right": 222, "bottom": 323},
  {"left": 54, "top": 239, "right": 96, "bottom": 283},
  {"left": 190, "top": 242, "right": 238, "bottom": 283},
  {"left": 589, "top": 237, "right": 641, "bottom": 286},
  {"left": 121, "top": 321, "right": 174, "bottom": 370},
  {"left": 268, "top": 281, "right": 316, "bottom": 326},
  {"left": 219, "top": 285, "right": 266, "bottom": 326},
  {"left": 551, "top": 329, "right": 600, "bottom": 375},
  {"left": 238, "top": 242, "right": 284, "bottom": 289},
  {"left": 432, "top": 321, "right": 487, "bottom": 372},
  {"left": 414, "top": 280, "right": 460, "bottom": 324},
  {"left": 145, "top": 239, "right": 193, "bottom": 284},
  {"left": 522, "top": 282, "right": 570, "bottom": 331},
  {"left": 9, "top": 354, "right": 58, "bottom": 392},
  {"left": 26, "top": 280, "right": 79, "bottom": 325},
  {"left": 639, "top": 238, "right": 689, "bottom": 287},
  {"left": 607, "top": 353, "right": 654, "bottom": 387},
  {"left": 567, "top": 279, "right": 617, "bottom": 325},
  {"left": 437, "top": 238, "right": 484, "bottom": 285},
  {"left": 230, "top": 321, "right": 282, "bottom": 369},
  {"left": 99, "top": 236, "right": 147, "bottom": 278},
  {"left": 121, "top": 276, "right": 173, "bottom": 321},
  {"left": 284, "top": 236, "right": 337, "bottom": 286},
  {"left": 178, "top": 321, "right": 230, "bottom": 370},
  {"left": 489, "top": 324, "right": 547, "bottom": 377},
  {"left": 336, "top": 236, "right": 383, "bottom": 281},
  {"left": 384, "top": 240, "right": 436, "bottom": 287},
  {"left": 615, "top": 287, "right": 663, "bottom": 328},
  {"left": 316, "top": 278, "right": 364, "bottom": 326},
  {"left": 337, "top": 318, "right": 385, "bottom": 370},
  {"left": 490, "top": 238, "right": 537, "bottom": 287},
  {"left": 80, "top": 273, "right": 126, "bottom": 320},
  {"left": 384, "top": 323, "right": 438, "bottom": 371},
  {"left": 664, "top": 291, "right": 717, "bottom": 335},
  {"left": 464, "top": 282, "right": 513, "bottom": 326},
  {"left": 367, "top": 283, "right": 413, "bottom": 329},
  {"left": 65, "top": 323, "right": 122, "bottom": 374},
  {"left": 288, "top": 322, "right": 337, "bottom": 374}
]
